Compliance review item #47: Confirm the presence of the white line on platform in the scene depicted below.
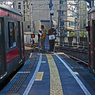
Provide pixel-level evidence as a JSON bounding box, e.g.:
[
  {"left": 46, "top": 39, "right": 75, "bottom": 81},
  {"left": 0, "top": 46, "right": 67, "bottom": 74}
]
[
  {"left": 23, "top": 53, "right": 42, "bottom": 95},
  {"left": 55, "top": 54, "right": 91, "bottom": 95},
  {"left": 29, "top": 53, "right": 32, "bottom": 58},
  {"left": 18, "top": 71, "right": 30, "bottom": 73}
]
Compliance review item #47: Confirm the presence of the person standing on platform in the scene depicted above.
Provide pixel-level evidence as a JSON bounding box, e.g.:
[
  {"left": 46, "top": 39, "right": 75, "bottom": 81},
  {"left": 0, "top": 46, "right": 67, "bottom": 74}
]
[
  {"left": 38, "top": 33, "right": 41, "bottom": 52},
  {"left": 48, "top": 25, "right": 56, "bottom": 53},
  {"left": 39, "top": 25, "right": 47, "bottom": 53}
]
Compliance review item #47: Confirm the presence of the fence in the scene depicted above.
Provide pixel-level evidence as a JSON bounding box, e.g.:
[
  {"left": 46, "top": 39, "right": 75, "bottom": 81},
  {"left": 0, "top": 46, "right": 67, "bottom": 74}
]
[
  {"left": 55, "top": 36, "right": 88, "bottom": 49},
  {"left": 62, "top": 41, "right": 88, "bottom": 49}
]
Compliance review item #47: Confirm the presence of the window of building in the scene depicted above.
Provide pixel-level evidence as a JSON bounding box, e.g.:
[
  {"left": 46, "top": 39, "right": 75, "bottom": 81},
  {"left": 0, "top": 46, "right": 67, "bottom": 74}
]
[
  {"left": 23, "top": 1, "right": 25, "bottom": 4},
  {"left": 27, "top": 5, "right": 29, "bottom": 9},
  {"left": 8, "top": 22, "right": 16, "bottom": 48},
  {"left": 75, "top": 6, "right": 77, "bottom": 10},
  {"left": 60, "top": 0, "right": 63, "bottom": 5},
  {"left": 73, "top": 13, "right": 77, "bottom": 18},
  {"left": 75, "top": 0, "right": 78, "bottom": 2},
  {"left": 18, "top": 2, "right": 21, "bottom": 9},
  {"left": 69, "top": 21, "right": 75, "bottom": 26},
  {"left": 61, "top": 11, "right": 64, "bottom": 16},
  {"left": 23, "top": 5, "right": 25, "bottom": 9},
  {"left": 18, "top": 2, "right": 21, "bottom": 4},
  {"left": 24, "top": 17, "right": 25, "bottom": 21},
  {"left": 27, "top": 25, "right": 30, "bottom": 29},
  {"left": 23, "top": 10, "right": 25, "bottom": 14},
  {"left": 87, "top": 5, "right": 90, "bottom": 8},
  {"left": 18, "top": 5, "right": 21, "bottom": 9}
]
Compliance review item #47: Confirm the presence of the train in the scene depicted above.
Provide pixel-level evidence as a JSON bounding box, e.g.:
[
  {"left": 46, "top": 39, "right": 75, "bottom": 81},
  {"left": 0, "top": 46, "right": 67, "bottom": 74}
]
[
  {"left": 0, "top": 4, "right": 25, "bottom": 84},
  {"left": 87, "top": 6, "right": 95, "bottom": 75}
]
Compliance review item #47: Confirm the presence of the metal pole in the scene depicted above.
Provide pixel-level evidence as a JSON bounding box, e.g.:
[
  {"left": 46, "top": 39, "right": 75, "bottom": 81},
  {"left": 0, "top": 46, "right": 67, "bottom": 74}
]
[
  {"left": 76, "top": 1, "right": 80, "bottom": 43},
  {"left": 13, "top": 1, "right": 15, "bottom": 9},
  {"left": 58, "top": 11, "right": 60, "bottom": 33},
  {"left": 50, "top": 0, "right": 53, "bottom": 26},
  {"left": 91, "top": 0, "right": 94, "bottom": 8},
  {"left": 30, "top": 3, "right": 34, "bottom": 32}
]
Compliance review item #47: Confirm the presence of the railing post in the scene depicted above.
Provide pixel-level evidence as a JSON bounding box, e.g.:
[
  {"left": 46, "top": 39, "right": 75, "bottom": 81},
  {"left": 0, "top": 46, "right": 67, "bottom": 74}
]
[
  {"left": 72, "top": 42, "right": 73, "bottom": 47},
  {"left": 83, "top": 42, "right": 84, "bottom": 49}
]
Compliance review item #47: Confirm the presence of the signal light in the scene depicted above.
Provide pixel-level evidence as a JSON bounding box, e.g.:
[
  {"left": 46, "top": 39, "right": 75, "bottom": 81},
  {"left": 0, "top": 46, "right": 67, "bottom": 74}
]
[{"left": 31, "top": 34, "right": 35, "bottom": 38}]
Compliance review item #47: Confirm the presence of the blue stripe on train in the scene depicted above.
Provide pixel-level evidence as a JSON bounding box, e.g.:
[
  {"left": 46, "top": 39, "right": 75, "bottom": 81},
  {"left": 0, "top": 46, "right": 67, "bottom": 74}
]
[{"left": 81, "top": 67, "right": 95, "bottom": 81}]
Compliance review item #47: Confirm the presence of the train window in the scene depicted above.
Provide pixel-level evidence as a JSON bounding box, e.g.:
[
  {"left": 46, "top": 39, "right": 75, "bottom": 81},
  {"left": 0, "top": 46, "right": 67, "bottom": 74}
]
[{"left": 8, "top": 22, "right": 16, "bottom": 48}]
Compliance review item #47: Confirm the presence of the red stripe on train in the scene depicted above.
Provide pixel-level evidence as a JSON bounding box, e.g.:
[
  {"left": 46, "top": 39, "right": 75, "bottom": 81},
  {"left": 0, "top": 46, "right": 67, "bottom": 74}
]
[
  {"left": 6, "top": 48, "right": 19, "bottom": 64},
  {"left": 0, "top": 10, "right": 20, "bottom": 20}
]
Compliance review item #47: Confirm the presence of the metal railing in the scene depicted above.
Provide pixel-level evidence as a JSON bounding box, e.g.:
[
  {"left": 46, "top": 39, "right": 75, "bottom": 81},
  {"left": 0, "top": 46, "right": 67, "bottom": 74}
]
[{"left": 62, "top": 41, "right": 88, "bottom": 49}]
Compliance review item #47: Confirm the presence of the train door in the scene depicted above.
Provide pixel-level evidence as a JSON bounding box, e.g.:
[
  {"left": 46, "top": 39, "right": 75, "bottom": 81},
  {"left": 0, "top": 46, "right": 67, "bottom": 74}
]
[
  {"left": 17, "top": 21, "right": 22, "bottom": 62},
  {"left": 92, "top": 20, "right": 95, "bottom": 71},
  {"left": 22, "top": 22, "right": 25, "bottom": 57},
  {"left": 0, "top": 18, "right": 7, "bottom": 78},
  {"left": 88, "top": 21, "right": 91, "bottom": 66}
]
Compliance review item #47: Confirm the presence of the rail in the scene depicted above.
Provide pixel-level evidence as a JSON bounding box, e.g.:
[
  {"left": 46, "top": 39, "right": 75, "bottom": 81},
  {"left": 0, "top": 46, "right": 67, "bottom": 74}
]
[{"left": 69, "top": 55, "right": 88, "bottom": 66}]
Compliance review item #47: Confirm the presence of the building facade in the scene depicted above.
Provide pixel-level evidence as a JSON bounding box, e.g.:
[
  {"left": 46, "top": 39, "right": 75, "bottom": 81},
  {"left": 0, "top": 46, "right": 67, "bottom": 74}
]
[
  {"left": 79, "top": 0, "right": 90, "bottom": 31},
  {"left": 3, "top": 0, "right": 90, "bottom": 36},
  {"left": 14, "top": 0, "right": 60, "bottom": 33}
]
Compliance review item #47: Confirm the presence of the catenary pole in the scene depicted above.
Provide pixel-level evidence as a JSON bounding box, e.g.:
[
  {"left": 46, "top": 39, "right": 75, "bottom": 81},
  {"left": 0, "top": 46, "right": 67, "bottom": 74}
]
[
  {"left": 49, "top": 0, "right": 53, "bottom": 26},
  {"left": 91, "top": 0, "right": 94, "bottom": 7}
]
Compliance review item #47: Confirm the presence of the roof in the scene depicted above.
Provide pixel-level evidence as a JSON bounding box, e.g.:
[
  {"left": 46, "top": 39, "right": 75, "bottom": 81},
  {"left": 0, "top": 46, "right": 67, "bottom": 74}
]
[
  {"left": 0, "top": 4, "right": 21, "bottom": 16},
  {"left": 88, "top": 6, "right": 95, "bottom": 13},
  {"left": 85, "top": 26, "right": 90, "bottom": 29},
  {"left": 41, "top": 20, "right": 50, "bottom": 22}
]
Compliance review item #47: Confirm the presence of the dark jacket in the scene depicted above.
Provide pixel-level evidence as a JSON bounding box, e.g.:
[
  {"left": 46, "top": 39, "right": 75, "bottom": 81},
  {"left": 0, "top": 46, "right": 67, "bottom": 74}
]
[{"left": 48, "top": 28, "right": 56, "bottom": 35}]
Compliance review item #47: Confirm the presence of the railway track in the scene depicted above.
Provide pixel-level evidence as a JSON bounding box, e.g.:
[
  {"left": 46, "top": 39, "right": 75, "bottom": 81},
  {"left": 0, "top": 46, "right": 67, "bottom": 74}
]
[
  {"left": 56, "top": 46, "right": 88, "bottom": 66},
  {"left": 56, "top": 46, "right": 88, "bottom": 54},
  {"left": 25, "top": 44, "right": 88, "bottom": 66},
  {"left": 68, "top": 55, "right": 88, "bottom": 66}
]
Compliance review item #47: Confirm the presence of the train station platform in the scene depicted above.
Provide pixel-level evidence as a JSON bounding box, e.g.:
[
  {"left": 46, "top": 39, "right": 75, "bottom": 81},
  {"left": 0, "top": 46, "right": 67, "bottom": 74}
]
[{"left": 0, "top": 52, "right": 95, "bottom": 95}]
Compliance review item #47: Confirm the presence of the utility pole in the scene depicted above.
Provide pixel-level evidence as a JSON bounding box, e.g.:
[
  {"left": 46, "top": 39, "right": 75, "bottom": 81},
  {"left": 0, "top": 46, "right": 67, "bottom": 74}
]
[
  {"left": 49, "top": 0, "right": 53, "bottom": 26},
  {"left": 57, "top": 9, "right": 62, "bottom": 33},
  {"left": 30, "top": 3, "right": 34, "bottom": 32},
  {"left": 91, "top": 0, "right": 94, "bottom": 7},
  {"left": 76, "top": 0, "right": 80, "bottom": 43}
]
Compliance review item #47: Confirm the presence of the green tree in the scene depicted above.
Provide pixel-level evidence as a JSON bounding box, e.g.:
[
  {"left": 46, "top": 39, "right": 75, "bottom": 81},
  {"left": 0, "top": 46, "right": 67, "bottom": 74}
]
[
  {"left": 79, "top": 31, "right": 87, "bottom": 37},
  {"left": 69, "top": 32, "right": 76, "bottom": 37}
]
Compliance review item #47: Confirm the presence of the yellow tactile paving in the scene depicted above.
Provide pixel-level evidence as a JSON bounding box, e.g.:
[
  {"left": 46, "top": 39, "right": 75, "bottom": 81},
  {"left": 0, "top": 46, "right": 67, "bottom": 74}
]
[
  {"left": 41, "top": 61, "right": 46, "bottom": 63},
  {"left": 35, "top": 72, "right": 44, "bottom": 81},
  {"left": 46, "top": 54, "right": 63, "bottom": 95}
]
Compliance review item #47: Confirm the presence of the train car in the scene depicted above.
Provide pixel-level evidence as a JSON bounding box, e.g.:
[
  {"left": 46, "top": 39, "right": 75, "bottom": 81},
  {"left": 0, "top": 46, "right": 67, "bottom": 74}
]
[
  {"left": 0, "top": 4, "right": 25, "bottom": 84},
  {"left": 88, "top": 6, "right": 95, "bottom": 74}
]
